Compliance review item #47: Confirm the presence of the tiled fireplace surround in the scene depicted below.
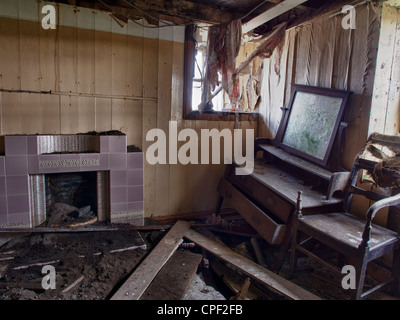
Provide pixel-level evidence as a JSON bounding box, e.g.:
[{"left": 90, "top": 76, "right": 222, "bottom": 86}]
[{"left": 0, "top": 135, "right": 144, "bottom": 228}]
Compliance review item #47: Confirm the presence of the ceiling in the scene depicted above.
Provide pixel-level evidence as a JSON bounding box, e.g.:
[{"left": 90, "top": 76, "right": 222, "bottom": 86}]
[{"left": 49, "top": 0, "right": 369, "bottom": 35}]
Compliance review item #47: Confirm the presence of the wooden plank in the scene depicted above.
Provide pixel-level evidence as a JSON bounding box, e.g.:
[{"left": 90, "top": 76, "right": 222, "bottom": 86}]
[
  {"left": 21, "top": 94, "right": 42, "bottom": 134},
  {"left": 127, "top": 35, "right": 143, "bottom": 98},
  {"left": 39, "top": 15, "right": 58, "bottom": 92},
  {"left": 19, "top": 18, "right": 42, "bottom": 134},
  {"left": 19, "top": 20, "right": 41, "bottom": 91},
  {"left": 210, "top": 256, "right": 270, "bottom": 300},
  {"left": 140, "top": 250, "right": 202, "bottom": 300},
  {"left": 1, "top": 92, "right": 22, "bottom": 134},
  {"left": 111, "top": 98, "right": 127, "bottom": 132},
  {"left": 95, "top": 98, "right": 112, "bottom": 132},
  {"left": 242, "top": 0, "right": 307, "bottom": 34},
  {"left": 77, "top": 96, "right": 96, "bottom": 133},
  {"left": 110, "top": 220, "right": 191, "bottom": 300},
  {"left": 0, "top": 17, "right": 21, "bottom": 90},
  {"left": 142, "top": 38, "right": 159, "bottom": 99},
  {"left": 258, "top": 144, "right": 333, "bottom": 180},
  {"left": 94, "top": 29, "right": 112, "bottom": 96},
  {"left": 125, "top": 99, "right": 143, "bottom": 149},
  {"left": 369, "top": 3, "right": 398, "bottom": 135},
  {"left": 218, "top": 178, "right": 287, "bottom": 245},
  {"left": 184, "top": 228, "right": 321, "bottom": 300},
  {"left": 142, "top": 100, "right": 157, "bottom": 217},
  {"left": 155, "top": 39, "right": 173, "bottom": 216},
  {"left": 58, "top": 25, "right": 78, "bottom": 94},
  {"left": 60, "top": 95, "right": 79, "bottom": 134},
  {"left": 251, "top": 159, "right": 342, "bottom": 208},
  {"left": 77, "top": 25, "right": 95, "bottom": 95},
  {"left": 385, "top": 10, "right": 400, "bottom": 135},
  {"left": 111, "top": 32, "right": 128, "bottom": 97}
]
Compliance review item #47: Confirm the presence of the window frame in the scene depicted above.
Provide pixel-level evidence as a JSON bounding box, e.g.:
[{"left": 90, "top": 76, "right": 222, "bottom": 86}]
[{"left": 183, "top": 25, "right": 259, "bottom": 122}]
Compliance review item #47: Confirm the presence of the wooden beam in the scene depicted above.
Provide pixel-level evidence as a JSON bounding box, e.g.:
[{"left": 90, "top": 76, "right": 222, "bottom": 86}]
[
  {"left": 242, "top": 0, "right": 308, "bottom": 34},
  {"left": 110, "top": 220, "right": 191, "bottom": 300},
  {"left": 184, "top": 228, "right": 321, "bottom": 300},
  {"left": 140, "top": 250, "right": 202, "bottom": 300},
  {"left": 50, "top": 0, "right": 234, "bottom": 24}
]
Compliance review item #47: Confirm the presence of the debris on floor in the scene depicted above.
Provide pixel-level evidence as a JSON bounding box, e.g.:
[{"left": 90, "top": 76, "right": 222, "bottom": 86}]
[
  {"left": 0, "top": 227, "right": 148, "bottom": 300},
  {"left": 0, "top": 213, "right": 399, "bottom": 301}
]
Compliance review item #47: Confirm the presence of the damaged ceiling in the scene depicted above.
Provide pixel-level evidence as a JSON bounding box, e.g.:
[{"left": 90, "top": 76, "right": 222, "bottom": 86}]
[{"left": 48, "top": 0, "right": 370, "bottom": 36}]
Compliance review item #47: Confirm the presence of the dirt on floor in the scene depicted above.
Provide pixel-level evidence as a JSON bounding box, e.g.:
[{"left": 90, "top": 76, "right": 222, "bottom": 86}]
[{"left": 0, "top": 226, "right": 166, "bottom": 300}]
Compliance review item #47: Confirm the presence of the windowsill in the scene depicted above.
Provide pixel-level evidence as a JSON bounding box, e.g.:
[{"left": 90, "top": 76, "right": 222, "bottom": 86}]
[{"left": 184, "top": 110, "right": 259, "bottom": 121}]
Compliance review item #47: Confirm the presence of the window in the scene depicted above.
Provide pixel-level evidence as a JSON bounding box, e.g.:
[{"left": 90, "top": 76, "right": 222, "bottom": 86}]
[{"left": 183, "top": 25, "right": 258, "bottom": 121}]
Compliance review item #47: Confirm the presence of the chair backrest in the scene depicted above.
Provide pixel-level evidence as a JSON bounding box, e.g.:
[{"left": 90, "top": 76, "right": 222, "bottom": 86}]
[{"left": 344, "top": 133, "right": 400, "bottom": 242}]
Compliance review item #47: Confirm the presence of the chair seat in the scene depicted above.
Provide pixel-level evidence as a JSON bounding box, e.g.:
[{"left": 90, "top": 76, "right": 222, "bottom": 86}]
[{"left": 298, "top": 212, "right": 399, "bottom": 250}]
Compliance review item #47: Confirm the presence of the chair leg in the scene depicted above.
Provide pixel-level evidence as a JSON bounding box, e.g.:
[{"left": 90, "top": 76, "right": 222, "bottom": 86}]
[
  {"left": 215, "top": 195, "right": 224, "bottom": 216},
  {"left": 351, "top": 256, "right": 368, "bottom": 300},
  {"left": 391, "top": 248, "right": 400, "bottom": 297},
  {"left": 289, "top": 223, "right": 299, "bottom": 277}
]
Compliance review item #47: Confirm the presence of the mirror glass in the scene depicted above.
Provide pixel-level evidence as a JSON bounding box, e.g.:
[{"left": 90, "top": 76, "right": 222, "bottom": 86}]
[{"left": 281, "top": 91, "right": 343, "bottom": 161}]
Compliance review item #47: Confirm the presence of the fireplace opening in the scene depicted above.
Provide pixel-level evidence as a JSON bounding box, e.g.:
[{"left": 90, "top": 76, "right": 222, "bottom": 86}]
[{"left": 45, "top": 172, "right": 98, "bottom": 227}]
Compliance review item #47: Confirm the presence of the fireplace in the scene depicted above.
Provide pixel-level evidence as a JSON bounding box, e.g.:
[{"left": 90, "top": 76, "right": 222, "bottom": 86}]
[{"left": 0, "top": 134, "right": 144, "bottom": 228}]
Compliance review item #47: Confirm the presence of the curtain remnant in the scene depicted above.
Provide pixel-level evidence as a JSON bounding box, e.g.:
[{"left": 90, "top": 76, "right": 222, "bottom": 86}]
[
  {"left": 200, "top": 19, "right": 242, "bottom": 112},
  {"left": 199, "top": 21, "right": 287, "bottom": 112},
  {"left": 235, "top": 22, "right": 287, "bottom": 78}
]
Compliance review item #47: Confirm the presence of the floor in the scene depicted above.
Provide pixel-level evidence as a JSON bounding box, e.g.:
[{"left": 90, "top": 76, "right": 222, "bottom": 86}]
[{"left": 0, "top": 216, "right": 398, "bottom": 300}]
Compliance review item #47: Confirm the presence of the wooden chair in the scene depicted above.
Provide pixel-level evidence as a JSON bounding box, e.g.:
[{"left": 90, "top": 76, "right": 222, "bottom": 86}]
[{"left": 290, "top": 133, "right": 400, "bottom": 300}]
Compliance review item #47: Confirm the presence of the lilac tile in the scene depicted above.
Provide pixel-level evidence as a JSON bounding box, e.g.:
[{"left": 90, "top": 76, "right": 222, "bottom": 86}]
[
  {"left": 127, "top": 201, "right": 144, "bottom": 211},
  {"left": 0, "top": 157, "right": 5, "bottom": 176},
  {"left": 8, "top": 212, "right": 30, "bottom": 226},
  {"left": 4, "top": 136, "right": 27, "bottom": 155},
  {"left": 28, "top": 155, "right": 40, "bottom": 174},
  {"left": 27, "top": 136, "right": 39, "bottom": 155},
  {"left": 0, "top": 214, "right": 6, "bottom": 226},
  {"left": 100, "top": 154, "right": 109, "bottom": 170},
  {"left": 110, "top": 170, "right": 127, "bottom": 187},
  {"left": 0, "top": 177, "right": 5, "bottom": 196},
  {"left": 111, "top": 202, "right": 127, "bottom": 214},
  {"left": 38, "top": 154, "right": 61, "bottom": 173},
  {"left": 7, "top": 194, "right": 30, "bottom": 214},
  {"left": 127, "top": 169, "right": 144, "bottom": 186},
  {"left": 0, "top": 196, "right": 7, "bottom": 216},
  {"left": 80, "top": 154, "right": 100, "bottom": 172},
  {"left": 108, "top": 136, "right": 127, "bottom": 153},
  {"left": 127, "top": 152, "right": 144, "bottom": 169},
  {"left": 6, "top": 156, "right": 28, "bottom": 176},
  {"left": 127, "top": 186, "right": 144, "bottom": 202},
  {"left": 59, "top": 154, "right": 80, "bottom": 173},
  {"left": 6, "top": 175, "right": 29, "bottom": 196},
  {"left": 110, "top": 154, "right": 127, "bottom": 170},
  {"left": 110, "top": 186, "right": 127, "bottom": 204},
  {"left": 100, "top": 136, "right": 110, "bottom": 153}
]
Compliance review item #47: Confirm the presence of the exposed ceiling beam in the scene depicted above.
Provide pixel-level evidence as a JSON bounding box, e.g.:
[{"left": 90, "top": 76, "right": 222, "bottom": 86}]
[
  {"left": 49, "top": 0, "right": 236, "bottom": 25},
  {"left": 242, "top": 0, "right": 308, "bottom": 34}
]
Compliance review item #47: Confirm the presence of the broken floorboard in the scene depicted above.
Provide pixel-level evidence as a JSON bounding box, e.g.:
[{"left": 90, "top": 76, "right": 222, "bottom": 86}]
[
  {"left": 110, "top": 220, "right": 191, "bottom": 300},
  {"left": 140, "top": 250, "right": 202, "bottom": 300},
  {"left": 0, "top": 225, "right": 172, "bottom": 234},
  {"left": 184, "top": 228, "right": 321, "bottom": 300}
]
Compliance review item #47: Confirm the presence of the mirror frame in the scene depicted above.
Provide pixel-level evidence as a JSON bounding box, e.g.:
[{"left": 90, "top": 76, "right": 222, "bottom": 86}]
[{"left": 275, "top": 84, "right": 351, "bottom": 167}]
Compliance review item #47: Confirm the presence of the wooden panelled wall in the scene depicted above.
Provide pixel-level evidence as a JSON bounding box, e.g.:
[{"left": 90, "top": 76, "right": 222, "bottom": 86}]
[
  {"left": 257, "top": 2, "right": 386, "bottom": 224},
  {"left": 258, "top": 2, "right": 381, "bottom": 170},
  {"left": 370, "top": 3, "right": 400, "bottom": 136},
  {"left": 0, "top": 0, "right": 258, "bottom": 218}
]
